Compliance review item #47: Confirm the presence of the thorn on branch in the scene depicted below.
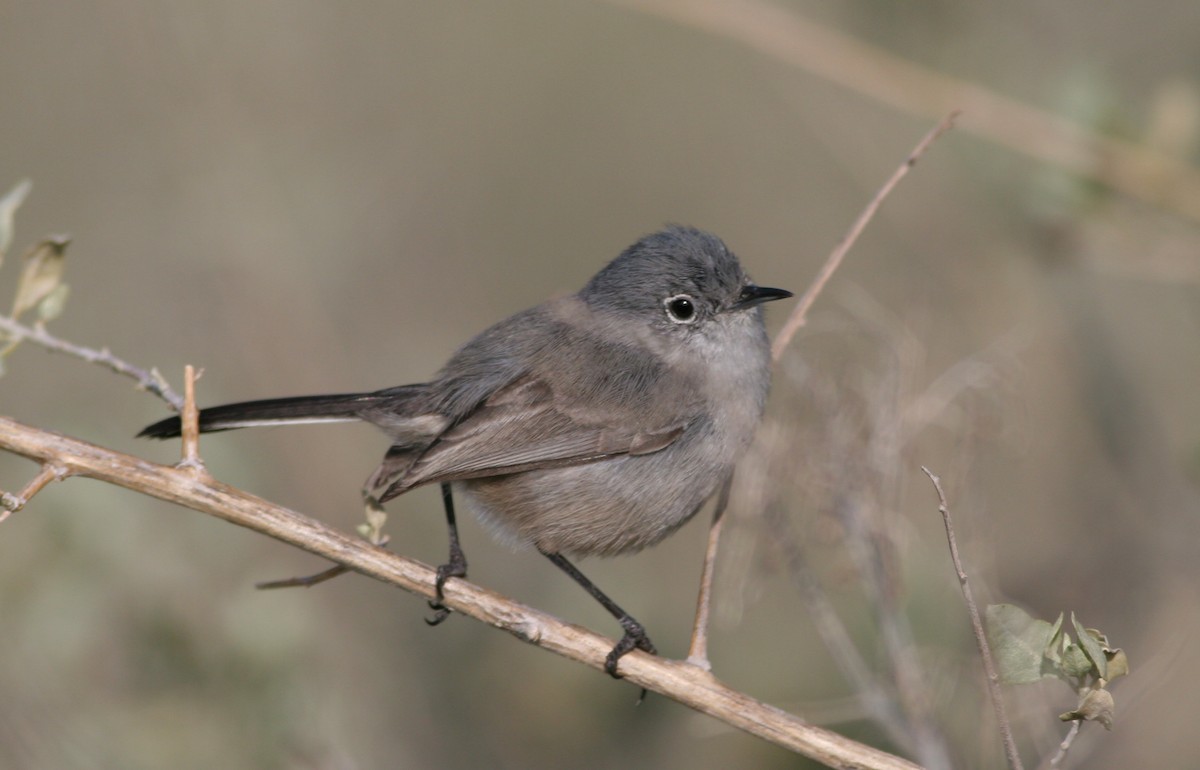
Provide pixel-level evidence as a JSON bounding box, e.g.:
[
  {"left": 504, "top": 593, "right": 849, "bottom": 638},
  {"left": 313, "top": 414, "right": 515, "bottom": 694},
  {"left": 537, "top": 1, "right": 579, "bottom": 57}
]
[{"left": 177, "top": 364, "right": 207, "bottom": 474}]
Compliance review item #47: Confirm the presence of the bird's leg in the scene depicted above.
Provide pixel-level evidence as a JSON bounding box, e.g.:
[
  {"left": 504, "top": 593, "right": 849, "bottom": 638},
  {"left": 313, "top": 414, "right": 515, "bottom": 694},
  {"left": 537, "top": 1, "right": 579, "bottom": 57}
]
[
  {"left": 426, "top": 482, "right": 468, "bottom": 626},
  {"left": 541, "top": 550, "right": 657, "bottom": 677}
]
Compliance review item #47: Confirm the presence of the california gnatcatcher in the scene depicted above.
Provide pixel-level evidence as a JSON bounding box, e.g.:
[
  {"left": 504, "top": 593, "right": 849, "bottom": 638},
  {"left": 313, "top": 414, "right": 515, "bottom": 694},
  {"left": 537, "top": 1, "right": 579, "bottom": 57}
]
[{"left": 141, "top": 226, "right": 791, "bottom": 676}]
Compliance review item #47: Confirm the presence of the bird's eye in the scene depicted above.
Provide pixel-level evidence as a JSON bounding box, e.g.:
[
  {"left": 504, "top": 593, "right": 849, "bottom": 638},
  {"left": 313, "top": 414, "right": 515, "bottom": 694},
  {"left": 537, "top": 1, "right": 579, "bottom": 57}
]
[{"left": 664, "top": 294, "right": 698, "bottom": 324}]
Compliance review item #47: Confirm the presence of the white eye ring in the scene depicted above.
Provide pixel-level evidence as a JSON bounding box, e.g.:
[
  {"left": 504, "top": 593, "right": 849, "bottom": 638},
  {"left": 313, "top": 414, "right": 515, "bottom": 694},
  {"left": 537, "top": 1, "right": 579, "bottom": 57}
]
[{"left": 664, "top": 294, "right": 698, "bottom": 324}]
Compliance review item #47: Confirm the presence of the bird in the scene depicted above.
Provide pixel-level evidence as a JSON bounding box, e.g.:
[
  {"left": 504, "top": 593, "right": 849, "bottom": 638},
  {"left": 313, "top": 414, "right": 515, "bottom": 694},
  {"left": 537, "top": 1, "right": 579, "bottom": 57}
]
[{"left": 140, "top": 225, "right": 791, "bottom": 676}]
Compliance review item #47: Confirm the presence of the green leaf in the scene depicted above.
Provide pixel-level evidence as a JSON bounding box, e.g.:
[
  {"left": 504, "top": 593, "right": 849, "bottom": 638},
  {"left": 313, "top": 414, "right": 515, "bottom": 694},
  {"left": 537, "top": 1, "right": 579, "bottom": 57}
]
[
  {"left": 1060, "top": 643, "right": 1093, "bottom": 679},
  {"left": 1072, "top": 612, "right": 1107, "bottom": 680},
  {"left": 0, "top": 179, "right": 33, "bottom": 267},
  {"left": 986, "top": 604, "right": 1058, "bottom": 684},
  {"left": 1044, "top": 611, "right": 1066, "bottom": 665},
  {"left": 11, "top": 235, "right": 69, "bottom": 319}
]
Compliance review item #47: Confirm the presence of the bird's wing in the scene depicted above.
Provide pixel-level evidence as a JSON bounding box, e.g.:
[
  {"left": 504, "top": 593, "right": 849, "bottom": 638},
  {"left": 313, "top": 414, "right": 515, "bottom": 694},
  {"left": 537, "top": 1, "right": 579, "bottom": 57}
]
[{"left": 380, "top": 372, "right": 694, "bottom": 500}]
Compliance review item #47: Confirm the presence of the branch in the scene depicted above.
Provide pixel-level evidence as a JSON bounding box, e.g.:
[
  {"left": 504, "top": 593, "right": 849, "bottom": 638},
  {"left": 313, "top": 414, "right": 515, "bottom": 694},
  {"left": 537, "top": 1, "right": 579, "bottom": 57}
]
[
  {"left": 685, "top": 471, "right": 732, "bottom": 670},
  {"left": 772, "top": 111, "right": 959, "bottom": 360},
  {"left": 0, "top": 415, "right": 922, "bottom": 770},
  {"left": 1044, "top": 721, "right": 1081, "bottom": 769},
  {"left": 921, "top": 467, "right": 1023, "bottom": 770},
  {"left": 0, "top": 461, "right": 70, "bottom": 521},
  {"left": 688, "top": 112, "right": 957, "bottom": 676},
  {"left": 0, "top": 314, "right": 182, "bottom": 409}
]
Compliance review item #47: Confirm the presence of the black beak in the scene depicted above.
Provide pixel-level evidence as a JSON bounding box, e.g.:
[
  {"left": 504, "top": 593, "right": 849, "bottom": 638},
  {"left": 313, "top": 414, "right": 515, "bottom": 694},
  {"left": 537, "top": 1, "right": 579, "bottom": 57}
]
[{"left": 730, "top": 284, "right": 793, "bottom": 311}]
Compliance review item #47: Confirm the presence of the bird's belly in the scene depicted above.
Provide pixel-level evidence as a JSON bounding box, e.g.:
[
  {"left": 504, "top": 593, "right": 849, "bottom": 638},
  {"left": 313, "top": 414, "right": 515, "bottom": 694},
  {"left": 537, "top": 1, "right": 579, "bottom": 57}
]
[{"left": 456, "top": 450, "right": 725, "bottom": 557}]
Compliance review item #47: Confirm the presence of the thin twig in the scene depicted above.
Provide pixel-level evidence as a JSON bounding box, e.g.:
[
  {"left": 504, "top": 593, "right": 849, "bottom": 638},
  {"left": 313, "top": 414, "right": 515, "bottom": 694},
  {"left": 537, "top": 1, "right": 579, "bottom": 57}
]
[
  {"left": 686, "top": 114, "right": 958, "bottom": 681},
  {"left": 774, "top": 507, "right": 914, "bottom": 751},
  {"left": 0, "top": 458, "right": 71, "bottom": 518},
  {"left": 686, "top": 472, "right": 733, "bottom": 670},
  {"left": 844, "top": 322, "right": 953, "bottom": 770},
  {"left": 0, "top": 314, "right": 183, "bottom": 409},
  {"left": 841, "top": 492, "right": 953, "bottom": 770},
  {"left": 0, "top": 415, "right": 922, "bottom": 770},
  {"left": 0, "top": 462, "right": 70, "bottom": 522},
  {"left": 772, "top": 111, "right": 959, "bottom": 361},
  {"left": 257, "top": 564, "right": 352, "bottom": 589},
  {"left": 1046, "top": 720, "right": 1081, "bottom": 769},
  {"left": 921, "top": 467, "right": 1023, "bottom": 770},
  {"left": 256, "top": 535, "right": 389, "bottom": 589}
]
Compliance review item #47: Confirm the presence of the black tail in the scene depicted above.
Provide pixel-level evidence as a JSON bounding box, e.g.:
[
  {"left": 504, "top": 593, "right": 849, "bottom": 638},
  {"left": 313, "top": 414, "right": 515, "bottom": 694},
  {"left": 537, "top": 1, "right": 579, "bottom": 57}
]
[{"left": 138, "top": 392, "right": 384, "bottom": 439}]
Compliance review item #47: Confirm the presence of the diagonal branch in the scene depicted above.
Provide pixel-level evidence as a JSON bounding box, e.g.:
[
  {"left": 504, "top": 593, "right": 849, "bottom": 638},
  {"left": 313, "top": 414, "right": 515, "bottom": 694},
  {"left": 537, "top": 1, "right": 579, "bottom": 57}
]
[
  {"left": 687, "top": 113, "right": 957, "bottom": 675},
  {"left": 772, "top": 111, "right": 959, "bottom": 360},
  {"left": 0, "top": 314, "right": 182, "bottom": 408},
  {"left": 0, "top": 415, "right": 922, "bottom": 770}
]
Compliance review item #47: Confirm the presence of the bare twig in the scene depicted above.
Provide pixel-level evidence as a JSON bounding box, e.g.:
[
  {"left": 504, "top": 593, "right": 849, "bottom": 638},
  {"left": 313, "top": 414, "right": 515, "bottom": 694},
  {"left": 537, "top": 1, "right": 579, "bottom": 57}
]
[
  {"left": 686, "top": 472, "right": 733, "bottom": 670},
  {"left": 772, "top": 111, "right": 959, "bottom": 361},
  {"left": 686, "top": 114, "right": 958, "bottom": 678},
  {"left": 773, "top": 507, "right": 913, "bottom": 751},
  {"left": 0, "top": 415, "right": 923, "bottom": 770},
  {"left": 1044, "top": 720, "right": 1081, "bottom": 769},
  {"left": 257, "top": 563, "right": 352, "bottom": 589},
  {"left": 921, "top": 467, "right": 1022, "bottom": 770},
  {"left": 0, "top": 314, "right": 183, "bottom": 409},
  {"left": 0, "top": 462, "right": 70, "bottom": 522},
  {"left": 841, "top": 492, "right": 953, "bottom": 770}
]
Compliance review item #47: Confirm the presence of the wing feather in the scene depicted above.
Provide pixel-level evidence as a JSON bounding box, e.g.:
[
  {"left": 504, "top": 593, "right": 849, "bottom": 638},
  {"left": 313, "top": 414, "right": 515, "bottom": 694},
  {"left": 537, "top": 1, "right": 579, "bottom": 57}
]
[{"left": 380, "top": 372, "right": 692, "bottom": 499}]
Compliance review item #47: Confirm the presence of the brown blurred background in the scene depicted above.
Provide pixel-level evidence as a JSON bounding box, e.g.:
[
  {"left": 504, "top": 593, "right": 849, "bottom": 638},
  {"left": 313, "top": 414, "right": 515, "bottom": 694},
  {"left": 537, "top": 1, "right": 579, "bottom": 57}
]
[{"left": 1, "top": 1, "right": 1198, "bottom": 768}]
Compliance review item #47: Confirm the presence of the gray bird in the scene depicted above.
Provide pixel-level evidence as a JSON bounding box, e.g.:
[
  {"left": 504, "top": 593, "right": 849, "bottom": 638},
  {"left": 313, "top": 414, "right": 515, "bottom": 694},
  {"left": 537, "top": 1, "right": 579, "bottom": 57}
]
[{"left": 141, "top": 226, "right": 791, "bottom": 675}]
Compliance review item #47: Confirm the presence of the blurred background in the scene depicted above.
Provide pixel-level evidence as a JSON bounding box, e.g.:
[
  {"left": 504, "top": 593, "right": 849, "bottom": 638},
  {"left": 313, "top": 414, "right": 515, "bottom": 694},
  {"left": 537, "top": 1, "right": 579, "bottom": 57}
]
[{"left": 1, "top": 1, "right": 1198, "bottom": 768}]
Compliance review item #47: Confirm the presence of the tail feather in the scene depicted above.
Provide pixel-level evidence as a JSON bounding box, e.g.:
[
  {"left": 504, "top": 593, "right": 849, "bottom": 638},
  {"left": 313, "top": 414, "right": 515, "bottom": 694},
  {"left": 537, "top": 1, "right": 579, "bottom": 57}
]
[{"left": 138, "top": 392, "right": 381, "bottom": 439}]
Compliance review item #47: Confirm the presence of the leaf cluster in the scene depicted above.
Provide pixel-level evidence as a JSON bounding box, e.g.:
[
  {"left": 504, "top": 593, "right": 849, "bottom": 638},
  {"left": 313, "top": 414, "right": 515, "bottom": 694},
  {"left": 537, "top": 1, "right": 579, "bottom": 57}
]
[{"left": 986, "top": 603, "right": 1129, "bottom": 730}]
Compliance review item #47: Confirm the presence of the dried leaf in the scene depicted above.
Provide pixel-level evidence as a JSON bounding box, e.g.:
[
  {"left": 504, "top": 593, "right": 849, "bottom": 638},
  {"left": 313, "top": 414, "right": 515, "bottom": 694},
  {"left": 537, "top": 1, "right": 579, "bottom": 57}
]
[
  {"left": 1105, "top": 647, "right": 1130, "bottom": 680},
  {"left": 0, "top": 179, "right": 33, "bottom": 267},
  {"left": 37, "top": 283, "right": 70, "bottom": 322},
  {"left": 1060, "top": 687, "right": 1115, "bottom": 730},
  {"left": 12, "top": 235, "right": 70, "bottom": 319}
]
